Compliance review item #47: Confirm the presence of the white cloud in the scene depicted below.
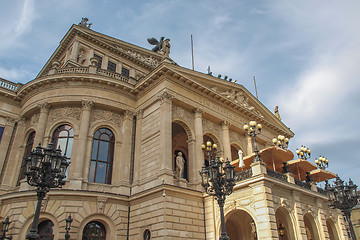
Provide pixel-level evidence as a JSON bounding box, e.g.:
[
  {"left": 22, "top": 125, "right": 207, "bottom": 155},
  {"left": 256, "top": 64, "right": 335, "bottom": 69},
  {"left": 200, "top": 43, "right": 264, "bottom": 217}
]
[
  {"left": 14, "top": 0, "right": 36, "bottom": 36},
  {"left": 0, "top": 66, "right": 31, "bottom": 82}
]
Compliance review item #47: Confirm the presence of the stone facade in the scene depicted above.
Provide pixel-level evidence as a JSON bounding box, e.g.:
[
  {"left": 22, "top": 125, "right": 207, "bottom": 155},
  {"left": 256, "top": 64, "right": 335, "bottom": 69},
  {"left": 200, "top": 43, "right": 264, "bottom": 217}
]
[{"left": 0, "top": 23, "right": 348, "bottom": 239}]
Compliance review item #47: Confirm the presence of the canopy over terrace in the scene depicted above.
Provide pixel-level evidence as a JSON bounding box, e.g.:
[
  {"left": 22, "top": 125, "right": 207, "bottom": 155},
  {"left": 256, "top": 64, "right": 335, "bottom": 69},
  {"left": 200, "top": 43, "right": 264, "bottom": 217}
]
[
  {"left": 309, "top": 168, "right": 337, "bottom": 183},
  {"left": 286, "top": 159, "right": 317, "bottom": 181},
  {"left": 231, "top": 146, "right": 294, "bottom": 173}
]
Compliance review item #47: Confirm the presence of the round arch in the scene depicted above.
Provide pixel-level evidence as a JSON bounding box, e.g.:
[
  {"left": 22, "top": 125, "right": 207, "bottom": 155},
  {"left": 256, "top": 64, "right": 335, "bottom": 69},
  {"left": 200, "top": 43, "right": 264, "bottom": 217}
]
[
  {"left": 203, "top": 133, "right": 222, "bottom": 152},
  {"left": 275, "top": 206, "right": 296, "bottom": 240},
  {"left": 304, "top": 212, "right": 321, "bottom": 240},
  {"left": 172, "top": 121, "right": 190, "bottom": 181},
  {"left": 172, "top": 119, "right": 194, "bottom": 141},
  {"left": 45, "top": 119, "right": 79, "bottom": 142},
  {"left": 224, "top": 209, "right": 257, "bottom": 240},
  {"left": 19, "top": 212, "right": 60, "bottom": 240},
  {"left": 88, "top": 121, "right": 121, "bottom": 141},
  {"left": 326, "top": 218, "right": 340, "bottom": 240},
  {"left": 77, "top": 214, "right": 116, "bottom": 240}
]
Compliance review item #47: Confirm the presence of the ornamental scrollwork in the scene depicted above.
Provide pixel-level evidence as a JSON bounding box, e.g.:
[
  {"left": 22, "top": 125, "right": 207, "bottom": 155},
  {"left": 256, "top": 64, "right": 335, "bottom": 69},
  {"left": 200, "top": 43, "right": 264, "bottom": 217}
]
[
  {"left": 49, "top": 107, "right": 81, "bottom": 123},
  {"left": 158, "top": 91, "right": 173, "bottom": 104},
  {"left": 93, "top": 109, "right": 122, "bottom": 126},
  {"left": 97, "top": 197, "right": 107, "bottom": 213}
]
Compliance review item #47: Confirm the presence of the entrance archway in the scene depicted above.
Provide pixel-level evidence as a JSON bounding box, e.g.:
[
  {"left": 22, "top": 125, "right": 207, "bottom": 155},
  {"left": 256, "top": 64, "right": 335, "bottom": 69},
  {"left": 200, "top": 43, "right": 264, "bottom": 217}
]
[
  {"left": 326, "top": 218, "right": 340, "bottom": 240},
  {"left": 225, "top": 209, "right": 257, "bottom": 240},
  {"left": 304, "top": 213, "right": 320, "bottom": 240},
  {"left": 275, "top": 207, "right": 296, "bottom": 240}
]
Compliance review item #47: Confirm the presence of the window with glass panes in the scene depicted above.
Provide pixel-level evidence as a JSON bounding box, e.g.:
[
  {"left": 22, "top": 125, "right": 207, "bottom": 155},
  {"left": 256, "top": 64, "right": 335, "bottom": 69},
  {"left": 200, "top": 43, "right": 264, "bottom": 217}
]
[
  {"left": 89, "top": 128, "right": 114, "bottom": 184},
  {"left": 0, "top": 126, "right": 4, "bottom": 143},
  {"left": 38, "top": 220, "right": 55, "bottom": 240},
  {"left": 83, "top": 221, "right": 106, "bottom": 240},
  {"left": 107, "top": 61, "right": 116, "bottom": 72},
  {"left": 121, "top": 67, "right": 130, "bottom": 77},
  {"left": 52, "top": 125, "right": 74, "bottom": 177},
  {"left": 93, "top": 54, "right": 103, "bottom": 68},
  {"left": 17, "top": 131, "right": 35, "bottom": 185}
]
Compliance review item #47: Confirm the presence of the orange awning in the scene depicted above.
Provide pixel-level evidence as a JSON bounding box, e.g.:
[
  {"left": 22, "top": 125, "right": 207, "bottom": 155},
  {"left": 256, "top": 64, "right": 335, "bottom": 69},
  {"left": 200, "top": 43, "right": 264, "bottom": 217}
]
[
  {"left": 309, "top": 169, "right": 336, "bottom": 183},
  {"left": 231, "top": 146, "right": 294, "bottom": 172},
  {"left": 286, "top": 159, "right": 317, "bottom": 181}
]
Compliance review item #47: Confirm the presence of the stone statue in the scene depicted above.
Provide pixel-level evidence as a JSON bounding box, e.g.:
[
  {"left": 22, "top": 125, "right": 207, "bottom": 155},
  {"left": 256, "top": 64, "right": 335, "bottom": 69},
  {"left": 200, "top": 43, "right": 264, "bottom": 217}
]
[
  {"left": 175, "top": 152, "right": 185, "bottom": 179},
  {"left": 274, "top": 106, "right": 281, "bottom": 120},
  {"left": 147, "top": 37, "right": 171, "bottom": 57},
  {"left": 77, "top": 50, "right": 86, "bottom": 64},
  {"left": 238, "top": 150, "right": 245, "bottom": 168},
  {"left": 79, "top": 17, "right": 92, "bottom": 28}
]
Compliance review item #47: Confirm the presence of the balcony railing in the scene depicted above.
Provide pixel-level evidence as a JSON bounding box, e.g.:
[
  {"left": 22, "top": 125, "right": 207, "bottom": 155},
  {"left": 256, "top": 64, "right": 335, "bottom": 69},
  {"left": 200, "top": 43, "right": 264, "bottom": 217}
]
[
  {"left": 96, "top": 69, "right": 129, "bottom": 83},
  {"left": 266, "top": 168, "right": 288, "bottom": 182},
  {"left": 0, "top": 78, "right": 22, "bottom": 92},
  {"left": 295, "top": 179, "right": 311, "bottom": 190},
  {"left": 57, "top": 67, "right": 89, "bottom": 74},
  {"left": 235, "top": 169, "right": 252, "bottom": 182}
]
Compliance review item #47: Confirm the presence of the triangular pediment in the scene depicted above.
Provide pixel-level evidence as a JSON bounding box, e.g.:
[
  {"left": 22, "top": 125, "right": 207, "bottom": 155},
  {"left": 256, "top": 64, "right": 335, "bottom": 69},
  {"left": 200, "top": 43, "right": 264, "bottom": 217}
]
[
  {"left": 138, "top": 63, "right": 293, "bottom": 137},
  {"left": 37, "top": 24, "right": 164, "bottom": 79}
]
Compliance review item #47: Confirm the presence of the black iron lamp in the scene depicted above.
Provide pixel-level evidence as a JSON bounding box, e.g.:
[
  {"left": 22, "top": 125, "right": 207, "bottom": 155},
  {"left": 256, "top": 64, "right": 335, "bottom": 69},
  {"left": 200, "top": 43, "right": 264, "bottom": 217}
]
[
  {"left": 65, "top": 214, "right": 73, "bottom": 240},
  {"left": 315, "top": 156, "right": 328, "bottom": 169},
  {"left": 295, "top": 145, "right": 311, "bottom": 160},
  {"left": 199, "top": 140, "right": 236, "bottom": 240},
  {"left": 25, "top": 142, "right": 69, "bottom": 240},
  {"left": 272, "top": 135, "right": 289, "bottom": 150},
  {"left": 243, "top": 121, "right": 262, "bottom": 162},
  {"left": 0, "top": 217, "right": 12, "bottom": 240},
  {"left": 325, "top": 176, "right": 359, "bottom": 240}
]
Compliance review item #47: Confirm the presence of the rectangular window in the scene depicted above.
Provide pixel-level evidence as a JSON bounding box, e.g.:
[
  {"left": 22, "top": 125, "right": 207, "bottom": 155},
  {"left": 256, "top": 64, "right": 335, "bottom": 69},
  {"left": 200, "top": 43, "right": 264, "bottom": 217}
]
[
  {"left": 121, "top": 67, "right": 130, "bottom": 77},
  {"left": 93, "top": 54, "right": 103, "bottom": 68},
  {"left": 107, "top": 61, "right": 116, "bottom": 72},
  {"left": 0, "top": 126, "right": 4, "bottom": 143}
]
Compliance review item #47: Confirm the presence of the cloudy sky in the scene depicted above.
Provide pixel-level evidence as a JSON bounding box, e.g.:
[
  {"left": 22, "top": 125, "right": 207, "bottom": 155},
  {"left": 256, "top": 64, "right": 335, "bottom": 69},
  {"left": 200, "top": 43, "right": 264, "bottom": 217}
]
[{"left": 1, "top": 0, "right": 359, "bottom": 186}]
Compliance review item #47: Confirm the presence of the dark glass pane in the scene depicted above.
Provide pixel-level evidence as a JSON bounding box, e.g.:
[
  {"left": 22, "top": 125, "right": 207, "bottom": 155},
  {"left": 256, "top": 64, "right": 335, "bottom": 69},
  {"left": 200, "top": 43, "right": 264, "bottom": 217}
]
[
  {"left": 17, "top": 131, "right": 36, "bottom": 185},
  {"left": 91, "top": 140, "right": 99, "bottom": 159},
  {"left": 66, "top": 138, "right": 73, "bottom": 158},
  {"left": 121, "top": 67, "right": 130, "bottom": 77},
  {"left": 38, "top": 220, "right": 54, "bottom": 240},
  {"left": 107, "top": 61, "right": 116, "bottom": 72},
  {"left": 94, "top": 54, "right": 102, "bottom": 68},
  {"left": 98, "top": 141, "right": 109, "bottom": 161},
  {"left": 57, "top": 138, "right": 67, "bottom": 155},
  {"left": 83, "top": 221, "right": 106, "bottom": 239},
  {"left": 0, "top": 126, "right": 4, "bottom": 143},
  {"left": 95, "top": 163, "right": 106, "bottom": 184},
  {"left": 99, "top": 133, "right": 110, "bottom": 141},
  {"left": 94, "top": 130, "right": 101, "bottom": 139},
  {"left": 88, "top": 161, "right": 96, "bottom": 182}
]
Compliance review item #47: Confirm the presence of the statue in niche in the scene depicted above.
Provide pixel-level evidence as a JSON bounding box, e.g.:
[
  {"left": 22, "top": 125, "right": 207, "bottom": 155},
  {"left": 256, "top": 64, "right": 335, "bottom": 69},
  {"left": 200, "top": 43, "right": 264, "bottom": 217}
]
[
  {"left": 274, "top": 105, "right": 281, "bottom": 121},
  {"left": 238, "top": 150, "right": 245, "bottom": 168},
  {"left": 147, "top": 37, "right": 171, "bottom": 57},
  {"left": 79, "top": 17, "right": 92, "bottom": 28},
  {"left": 77, "top": 50, "right": 86, "bottom": 64},
  {"left": 175, "top": 152, "right": 185, "bottom": 179}
]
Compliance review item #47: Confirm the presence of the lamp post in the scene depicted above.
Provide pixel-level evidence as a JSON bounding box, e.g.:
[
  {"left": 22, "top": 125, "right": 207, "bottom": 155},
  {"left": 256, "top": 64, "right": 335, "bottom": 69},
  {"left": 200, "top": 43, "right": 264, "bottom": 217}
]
[
  {"left": 243, "top": 121, "right": 262, "bottom": 162},
  {"left": 272, "top": 135, "right": 289, "bottom": 150},
  {"left": 199, "top": 140, "right": 236, "bottom": 240},
  {"left": 315, "top": 156, "right": 328, "bottom": 169},
  {"left": 0, "top": 216, "right": 12, "bottom": 240},
  {"left": 65, "top": 214, "right": 73, "bottom": 240},
  {"left": 25, "top": 142, "right": 69, "bottom": 240},
  {"left": 277, "top": 223, "right": 285, "bottom": 240},
  {"left": 325, "top": 176, "right": 359, "bottom": 240},
  {"left": 295, "top": 145, "right": 311, "bottom": 160}
]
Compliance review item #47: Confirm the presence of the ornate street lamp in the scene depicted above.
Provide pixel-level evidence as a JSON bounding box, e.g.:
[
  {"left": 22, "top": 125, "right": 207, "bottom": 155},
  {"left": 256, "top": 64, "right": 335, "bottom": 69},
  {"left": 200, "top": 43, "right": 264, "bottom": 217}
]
[
  {"left": 243, "top": 121, "right": 262, "bottom": 162},
  {"left": 295, "top": 145, "right": 311, "bottom": 160},
  {"left": 272, "top": 135, "right": 289, "bottom": 150},
  {"left": 325, "top": 176, "right": 359, "bottom": 240},
  {"left": 25, "top": 142, "right": 69, "bottom": 240},
  {"left": 65, "top": 214, "right": 73, "bottom": 240},
  {"left": 0, "top": 216, "right": 12, "bottom": 240},
  {"left": 199, "top": 140, "right": 236, "bottom": 240},
  {"left": 315, "top": 156, "right": 329, "bottom": 169},
  {"left": 277, "top": 223, "right": 285, "bottom": 240}
]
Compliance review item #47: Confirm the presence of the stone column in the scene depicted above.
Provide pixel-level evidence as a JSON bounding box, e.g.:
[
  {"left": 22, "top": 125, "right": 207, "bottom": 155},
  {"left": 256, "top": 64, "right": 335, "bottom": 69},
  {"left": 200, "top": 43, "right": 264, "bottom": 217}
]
[
  {"left": 70, "top": 39, "right": 79, "bottom": 61},
  {"left": 114, "top": 110, "right": 133, "bottom": 195},
  {"left": 221, "top": 121, "right": 231, "bottom": 161},
  {"left": 0, "top": 117, "right": 16, "bottom": 177},
  {"left": 102, "top": 55, "right": 109, "bottom": 69},
  {"left": 187, "top": 139, "right": 196, "bottom": 185},
  {"left": 70, "top": 100, "right": 93, "bottom": 189},
  {"left": 33, "top": 103, "right": 51, "bottom": 146},
  {"left": 158, "top": 92, "right": 173, "bottom": 183},
  {"left": 292, "top": 192, "right": 307, "bottom": 240},
  {"left": 193, "top": 108, "right": 204, "bottom": 187},
  {"left": 132, "top": 109, "right": 143, "bottom": 193},
  {"left": 246, "top": 135, "right": 253, "bottom": 155},
  {"left": 316, "top": 199, "right": 330, "bottom": 240}
]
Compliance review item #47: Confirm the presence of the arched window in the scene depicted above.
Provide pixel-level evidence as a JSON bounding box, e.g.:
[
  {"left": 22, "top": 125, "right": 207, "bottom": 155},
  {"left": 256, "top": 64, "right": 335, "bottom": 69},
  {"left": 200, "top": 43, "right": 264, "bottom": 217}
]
[
  {"left": 52, "top": 125, "right": 74, "bottom": 177},
  {"left": 82, "top": 221, "right": 106, "bottom": 240},
  {"left": 38, "top": 220, "right": 55, "bottom": 240},
  {"left": 89, "top": 128, "right": 114, "bottom": 184},
  {"left": 17, "top": 131, "right": 36, "bottom": 185},
  {"left": 143, "top": 229, "right": 151, "bottom": 240}
]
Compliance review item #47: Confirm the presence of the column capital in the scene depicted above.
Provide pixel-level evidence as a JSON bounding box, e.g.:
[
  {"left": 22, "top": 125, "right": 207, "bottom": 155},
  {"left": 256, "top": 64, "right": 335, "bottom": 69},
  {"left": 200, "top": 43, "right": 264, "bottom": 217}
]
[
  {"left": 38, "top": 102, "right": 51, "bottom": 113},
  {"left": 193, "top": 108, "right": 203, "bottom": 118},
  {"left": 136, "top": 109, "right": 144, "bottom": 119},
  {"left": 123, "top": 110, "right": 136, "bottom": 121},
  {"left": 158, "top": 91, "right": 173, "bottom": 104},
  {"left": 222, "top": 121, "right": 231, "bottom": 128},
  {"left": 5, "top": 116, "right": 16, "bottom": 126},
  {"left": 82, "top": 100, "right": 94, "bottom": 110}
]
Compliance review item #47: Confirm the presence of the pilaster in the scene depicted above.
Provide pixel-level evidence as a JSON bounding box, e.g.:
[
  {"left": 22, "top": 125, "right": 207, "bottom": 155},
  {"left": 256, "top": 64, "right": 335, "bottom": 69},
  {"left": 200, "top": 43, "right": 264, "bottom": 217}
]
[
  {"left": 246, "top": 135, "right": 253, "bottom": 155},
  {"left": 132, "top": 109, "right": 143, "bottom": 193},
  {"left": 0, "top": 117, "right": 16, "bottom": 179},
  {"left": 221, "top": 121, "right": 231, "bottom": 161},
  {"left": 33, "top": 103, "right": 50, "bottom": 146},
  {"left": 193, "top": 108, "right": 204, "bottom": 186}
]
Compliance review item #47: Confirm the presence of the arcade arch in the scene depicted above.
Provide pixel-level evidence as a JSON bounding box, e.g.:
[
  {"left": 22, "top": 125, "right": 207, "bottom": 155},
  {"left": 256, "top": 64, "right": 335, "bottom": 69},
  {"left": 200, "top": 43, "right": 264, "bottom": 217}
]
[{"left": 225, "top": 209, "right": 257, "bottom": 240}]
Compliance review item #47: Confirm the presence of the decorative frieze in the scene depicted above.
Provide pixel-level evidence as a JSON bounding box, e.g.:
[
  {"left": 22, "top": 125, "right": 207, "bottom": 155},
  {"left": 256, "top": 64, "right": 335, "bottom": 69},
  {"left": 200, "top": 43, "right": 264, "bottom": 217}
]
[
  {"left": 48, "top": 107, "right": 81, "bottom": 123},
  {"left": 172, "top": 105, "right": 193, "bottom": 129},
  {"left": 202, "top": 119, "right": 221, "bottom": 137},
  {"left": 93, "top": 109, "right": 122, "bottom": 126}
]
